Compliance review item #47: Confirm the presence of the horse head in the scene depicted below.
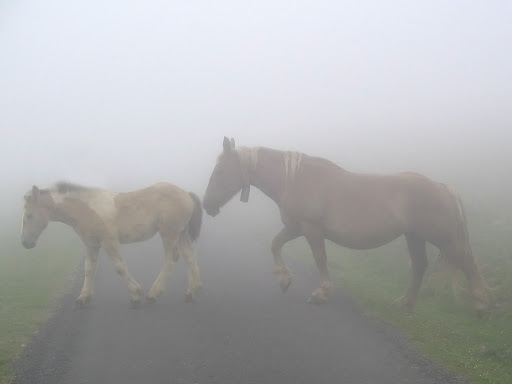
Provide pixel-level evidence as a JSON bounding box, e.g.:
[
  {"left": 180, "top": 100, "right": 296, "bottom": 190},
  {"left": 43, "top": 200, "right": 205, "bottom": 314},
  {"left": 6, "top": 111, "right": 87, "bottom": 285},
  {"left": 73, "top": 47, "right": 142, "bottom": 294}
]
[
  {"left": 21, "top": 185, "right": 50, "bottom": 249},
  {"left": 203, "top": 137, "right": 250, "bottom": 217}
]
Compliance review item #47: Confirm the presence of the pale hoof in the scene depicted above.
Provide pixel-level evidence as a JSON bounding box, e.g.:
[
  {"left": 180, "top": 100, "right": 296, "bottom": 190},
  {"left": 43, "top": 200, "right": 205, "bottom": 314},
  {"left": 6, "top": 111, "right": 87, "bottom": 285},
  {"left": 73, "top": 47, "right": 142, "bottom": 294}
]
[
  {"left": 280, "top": 278, "right": 292, "bottom": 293},
  {"left": 307, "top": 283, "right": 332, "bottom": 304},
  {"left": 392, "top": 296, "right": 414, "bottom": 311},
  {"left": 474, "top": 296, "right": 491, "bottom": 315},
  {"left": 274, "top": 266, "right": 292, "bottom": 293},
  {"left": 306, "top": 293, "right": 328, "bottom": 304},
  {"left": 185, "top": 293, "right": 194, "bottom": 303},
  {"left": 186, "top": 285, "right": 203, "bottom": 303},
  {"left": 131, "top": 288, "right": 144, "bottom": 307},
  {"left": 130, "top": 296, "right": 142, "bottom": 308},
  {"left": 475, "top": 301, "right": 494, "bottom": 318},
  {"left": 75, "top": 296, "right": 91, "bottom": 308},
  {"left": 186, "top": 285, "right": 203, "bottom": 302}
]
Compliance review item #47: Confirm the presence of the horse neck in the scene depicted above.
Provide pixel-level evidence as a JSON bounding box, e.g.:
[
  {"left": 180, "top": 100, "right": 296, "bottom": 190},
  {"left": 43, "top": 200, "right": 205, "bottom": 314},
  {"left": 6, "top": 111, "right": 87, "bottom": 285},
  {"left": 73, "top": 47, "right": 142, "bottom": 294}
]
[
  {"left": 45, "top": 191, "right": 88, "bottom": 229},
  {"left": 41, "top": 196, "right": 70, "bottom": 227},
  {"left": 248, "top": 148, "right": 289, "bottom": 205}
]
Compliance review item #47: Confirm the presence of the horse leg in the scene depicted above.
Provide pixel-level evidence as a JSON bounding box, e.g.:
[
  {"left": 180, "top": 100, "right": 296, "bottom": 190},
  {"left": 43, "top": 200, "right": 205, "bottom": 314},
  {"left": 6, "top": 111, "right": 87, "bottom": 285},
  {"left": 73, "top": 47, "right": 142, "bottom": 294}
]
[
  {"left": 104, "top": 242, "right": 143, "bottom": 306},
  {"left": 271, "top": 226, "right": 300, "bottom": 292},
  {"left": 304, "top": 231, "right": 332, "bottom": 304},
  {"left": 178, "top": 234, "right": 202, "bottom": 302},
  {"left": 393, "top": 234, "right": 427, "bottom": 310},
  {"left": 146, "top": 231, "right": 179, "bottom": 303},
  {"left": 75, "top": 245, "right": 100, "bottom": 307}
]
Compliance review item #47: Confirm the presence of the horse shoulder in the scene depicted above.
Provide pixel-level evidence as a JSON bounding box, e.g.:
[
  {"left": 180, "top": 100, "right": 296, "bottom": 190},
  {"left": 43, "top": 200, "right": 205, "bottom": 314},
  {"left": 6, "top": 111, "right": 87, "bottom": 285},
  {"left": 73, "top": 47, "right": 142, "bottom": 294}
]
[
  {"left": 85, "top": 190, "right": 118, "bottom": 220},
  {"left": 60, "top": 196, "right": 115, "bottom": 244}
]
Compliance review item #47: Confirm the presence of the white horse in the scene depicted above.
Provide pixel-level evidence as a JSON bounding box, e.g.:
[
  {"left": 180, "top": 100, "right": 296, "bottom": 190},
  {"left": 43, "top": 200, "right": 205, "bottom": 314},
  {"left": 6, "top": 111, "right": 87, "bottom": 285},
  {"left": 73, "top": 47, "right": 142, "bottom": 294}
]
[{"left": 21, "top": 181, "right": 203, "bottom": 306}]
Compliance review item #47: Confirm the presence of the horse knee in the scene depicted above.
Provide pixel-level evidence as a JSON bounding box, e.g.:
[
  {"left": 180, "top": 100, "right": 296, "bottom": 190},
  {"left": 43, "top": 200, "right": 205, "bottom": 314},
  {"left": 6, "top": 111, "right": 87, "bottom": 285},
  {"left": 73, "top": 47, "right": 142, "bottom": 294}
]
[
  {"left": 271, "top": 238, "right": 281, "bottom": 255},
  {"left": 111, "top": 259, "right": 126, "bottom": 277}
]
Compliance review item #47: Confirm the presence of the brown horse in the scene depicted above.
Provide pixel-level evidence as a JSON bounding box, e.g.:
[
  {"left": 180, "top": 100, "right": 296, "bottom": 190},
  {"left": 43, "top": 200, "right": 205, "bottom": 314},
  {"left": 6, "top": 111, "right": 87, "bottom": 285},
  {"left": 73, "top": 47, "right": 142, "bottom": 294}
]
[
  {"left": 21, "top": 182, "right": 203, "bottom": 306},
  {"left": 203, "top": 137, "right": 489, "bottom": 314}
]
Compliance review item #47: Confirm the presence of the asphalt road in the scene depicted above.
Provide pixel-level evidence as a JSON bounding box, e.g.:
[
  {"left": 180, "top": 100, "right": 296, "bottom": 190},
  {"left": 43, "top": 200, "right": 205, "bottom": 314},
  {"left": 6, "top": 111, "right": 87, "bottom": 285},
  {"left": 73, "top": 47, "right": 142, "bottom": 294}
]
[{"left": 12, "top": 220, "right": 467, "bottom": 384}]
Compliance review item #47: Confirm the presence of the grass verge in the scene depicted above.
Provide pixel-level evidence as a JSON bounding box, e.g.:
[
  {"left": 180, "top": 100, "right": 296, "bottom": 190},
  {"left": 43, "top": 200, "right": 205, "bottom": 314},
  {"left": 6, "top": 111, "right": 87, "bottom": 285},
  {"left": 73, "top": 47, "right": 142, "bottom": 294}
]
[{"left": 0, "top": 225, "right": 79, "bottom": 384}]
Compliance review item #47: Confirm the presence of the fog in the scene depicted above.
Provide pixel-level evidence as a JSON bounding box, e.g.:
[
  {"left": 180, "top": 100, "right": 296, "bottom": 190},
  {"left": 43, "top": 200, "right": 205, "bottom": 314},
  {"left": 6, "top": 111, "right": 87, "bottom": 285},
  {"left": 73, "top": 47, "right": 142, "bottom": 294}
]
[
  {"left": 2, "top": 5, "right": 512, "bottom": 382},
  {"left": 2, "top": 1, "right": 511, "bottom": 228}
]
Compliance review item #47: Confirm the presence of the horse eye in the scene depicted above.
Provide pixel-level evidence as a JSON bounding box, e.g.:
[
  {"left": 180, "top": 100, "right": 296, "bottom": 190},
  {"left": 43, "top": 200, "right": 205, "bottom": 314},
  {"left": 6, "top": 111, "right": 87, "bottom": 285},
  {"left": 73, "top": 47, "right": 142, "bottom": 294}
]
[{"left": 26, "top": 213, "right": 33, "bottom": 220}]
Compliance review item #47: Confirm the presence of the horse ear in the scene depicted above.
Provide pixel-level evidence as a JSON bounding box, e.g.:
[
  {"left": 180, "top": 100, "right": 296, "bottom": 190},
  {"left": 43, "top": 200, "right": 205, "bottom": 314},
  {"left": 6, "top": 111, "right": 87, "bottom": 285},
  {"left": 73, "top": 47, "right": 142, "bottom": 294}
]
[
  {"left": 223, "top": 136, "right": 232, "bottom": 153},
  {"left": 32, "top": 185, "right": 40, "bottom": 201},
  {"left": 230, "top": 137, "right": 235, "bottom": 149}
]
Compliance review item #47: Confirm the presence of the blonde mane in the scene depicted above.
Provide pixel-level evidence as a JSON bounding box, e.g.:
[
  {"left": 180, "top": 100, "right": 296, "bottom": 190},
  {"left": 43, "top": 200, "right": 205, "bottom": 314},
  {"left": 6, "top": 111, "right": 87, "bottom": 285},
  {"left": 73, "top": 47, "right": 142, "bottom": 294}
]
[
  {"left": 283, "top": 151, "right": 302, "bottom": 182},
  {"left": 236, "top": 146, "right": 260, "bottom": 172},
  {"left": 235, "top": 146, "right": 302, "bottom": 183}
]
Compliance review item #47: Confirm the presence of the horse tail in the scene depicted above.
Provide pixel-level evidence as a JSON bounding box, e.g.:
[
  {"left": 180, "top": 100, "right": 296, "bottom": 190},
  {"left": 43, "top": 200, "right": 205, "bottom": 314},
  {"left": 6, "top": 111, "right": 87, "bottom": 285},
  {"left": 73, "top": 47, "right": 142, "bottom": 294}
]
[
  {"left": 446, "top": 186, "right": 490, "bottom": 311},
  {"left": 450, "top": 187, "right": 471, "bottom": 263},
  {"left": 187, "top": 192, "right": 203, "bottom": 243}
]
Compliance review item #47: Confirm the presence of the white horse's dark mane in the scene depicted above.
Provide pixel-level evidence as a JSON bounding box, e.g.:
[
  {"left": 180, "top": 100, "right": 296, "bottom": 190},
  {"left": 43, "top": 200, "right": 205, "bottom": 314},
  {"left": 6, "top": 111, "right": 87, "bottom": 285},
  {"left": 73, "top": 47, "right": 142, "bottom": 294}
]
[{"left": 51, "top": 181, "right": 90, "bottom": 194}]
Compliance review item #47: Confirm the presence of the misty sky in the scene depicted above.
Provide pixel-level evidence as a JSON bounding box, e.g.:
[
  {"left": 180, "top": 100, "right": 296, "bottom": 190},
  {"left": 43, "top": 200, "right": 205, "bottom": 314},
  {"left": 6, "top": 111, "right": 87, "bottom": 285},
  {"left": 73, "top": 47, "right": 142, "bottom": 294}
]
[{"left": 1, "top": 1, "right": 511, "bottom": 198}]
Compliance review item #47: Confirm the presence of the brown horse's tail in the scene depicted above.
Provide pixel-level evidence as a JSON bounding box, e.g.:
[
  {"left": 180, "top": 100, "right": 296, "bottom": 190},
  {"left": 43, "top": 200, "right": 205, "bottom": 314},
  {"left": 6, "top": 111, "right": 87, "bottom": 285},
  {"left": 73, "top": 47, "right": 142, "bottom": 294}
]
[
  {"left": 448, "top": 187, "right": 490, "bottom": 312},
  {"left": 187, "top": 192, "right": 203, "bottom": 243}
]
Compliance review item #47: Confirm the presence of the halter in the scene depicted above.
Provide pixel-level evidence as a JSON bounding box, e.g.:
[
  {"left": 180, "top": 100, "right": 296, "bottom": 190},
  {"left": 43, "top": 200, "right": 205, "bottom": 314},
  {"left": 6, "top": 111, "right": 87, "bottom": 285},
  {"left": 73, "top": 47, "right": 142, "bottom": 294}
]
[{"left": 236, "top": 146, "right": 257, "bottom": 203}]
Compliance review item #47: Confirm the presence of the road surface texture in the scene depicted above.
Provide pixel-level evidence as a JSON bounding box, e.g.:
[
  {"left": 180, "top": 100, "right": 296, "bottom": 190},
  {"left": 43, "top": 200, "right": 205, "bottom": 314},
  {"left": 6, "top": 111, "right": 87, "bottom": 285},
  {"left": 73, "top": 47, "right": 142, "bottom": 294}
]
[{"left": 12, "top": 220, "right": 467, "bottom": 384}]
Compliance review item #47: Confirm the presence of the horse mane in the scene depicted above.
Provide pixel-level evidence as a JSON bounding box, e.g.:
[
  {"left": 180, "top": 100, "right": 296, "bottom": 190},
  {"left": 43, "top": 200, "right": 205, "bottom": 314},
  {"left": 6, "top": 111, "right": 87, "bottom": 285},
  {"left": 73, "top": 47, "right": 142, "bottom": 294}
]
[
  {"left": 28, "top": 181, "right": 95, "bottom": 200},
  {"left": 24, "top": 181, "right": 89, "bottom": 201},
  {"left": 52, "top": 181, "right": 90, "bottom": 194},
  {"left": 283, "top": 150, "right": 302, "bottom": 182},
  {"left": 236, "top": 146, "right": 260, "bottom": 171},
  {"left": 236, "top": 146, "right": 303, "bottom": 183}
]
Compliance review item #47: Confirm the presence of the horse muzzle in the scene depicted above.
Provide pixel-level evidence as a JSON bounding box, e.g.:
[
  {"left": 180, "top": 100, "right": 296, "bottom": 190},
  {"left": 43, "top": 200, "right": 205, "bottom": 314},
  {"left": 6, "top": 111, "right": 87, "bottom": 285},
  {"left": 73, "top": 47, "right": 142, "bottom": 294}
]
[
  {"left": 22, "top": 240, "right": 36, "bottom": 249},
  {"left": 204, "top": 206, "right": 220, "bottom": 217}
]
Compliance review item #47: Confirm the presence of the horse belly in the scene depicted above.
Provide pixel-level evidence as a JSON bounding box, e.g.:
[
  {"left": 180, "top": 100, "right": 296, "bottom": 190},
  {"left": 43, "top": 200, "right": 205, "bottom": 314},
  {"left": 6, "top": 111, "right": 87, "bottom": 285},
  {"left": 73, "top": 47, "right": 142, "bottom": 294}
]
[
  {"left": 117, "top": 219, "right": 159, "bottom": 244},
  {"left": 326, "top": 228, "right": 402, "bottom": 250},
  {"left": 323, "top": 211, "right": 404, "bottom": 250}
]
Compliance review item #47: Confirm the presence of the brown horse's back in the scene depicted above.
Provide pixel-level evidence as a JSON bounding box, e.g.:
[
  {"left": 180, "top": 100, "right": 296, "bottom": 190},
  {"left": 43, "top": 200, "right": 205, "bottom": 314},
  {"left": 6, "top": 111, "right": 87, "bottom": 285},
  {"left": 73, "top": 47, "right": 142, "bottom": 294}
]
[
  {"left": 282, "top": 160, "right": 459, "bottom": 250},
  {"left": 114, "top": 183, "right": 196, "bottom": 244}
]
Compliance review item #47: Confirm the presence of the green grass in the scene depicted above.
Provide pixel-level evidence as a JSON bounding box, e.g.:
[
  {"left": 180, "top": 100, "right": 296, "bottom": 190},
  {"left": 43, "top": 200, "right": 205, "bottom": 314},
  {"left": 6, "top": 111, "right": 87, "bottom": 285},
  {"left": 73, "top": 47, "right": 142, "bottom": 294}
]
[
  {"left": 0, "top": 224, "right": 79, "bottom": 384},
  {"left": 285, "top": 208, "right": 512, "bottom": 384}
]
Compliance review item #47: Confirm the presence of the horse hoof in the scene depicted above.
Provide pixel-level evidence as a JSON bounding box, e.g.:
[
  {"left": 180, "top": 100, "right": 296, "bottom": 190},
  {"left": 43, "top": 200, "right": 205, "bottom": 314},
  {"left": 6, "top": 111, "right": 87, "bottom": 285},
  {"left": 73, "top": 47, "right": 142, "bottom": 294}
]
[
  {"left": 306, "top": 295, "right": 327, "bottom": 305},
  {"left": 185, "top": 293, "right": 194, "bottom": 303},
  {"left": 75, "top": 296, "right": 90, "bottom": 308},
  {"left": 280, "top": 279, "right": 291, "bottom": 293},
  {"left": 391, "top": 297, "right": 414, "bottom": 312},
  {"left": 476, "top": 307, "right": 492, "bottom": 319},
  {"left": 145, "top": 296, "right": 157, "bottom": 305},
  {"left": 130, "top": 297, "right": 142, "bottom": 308}
]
